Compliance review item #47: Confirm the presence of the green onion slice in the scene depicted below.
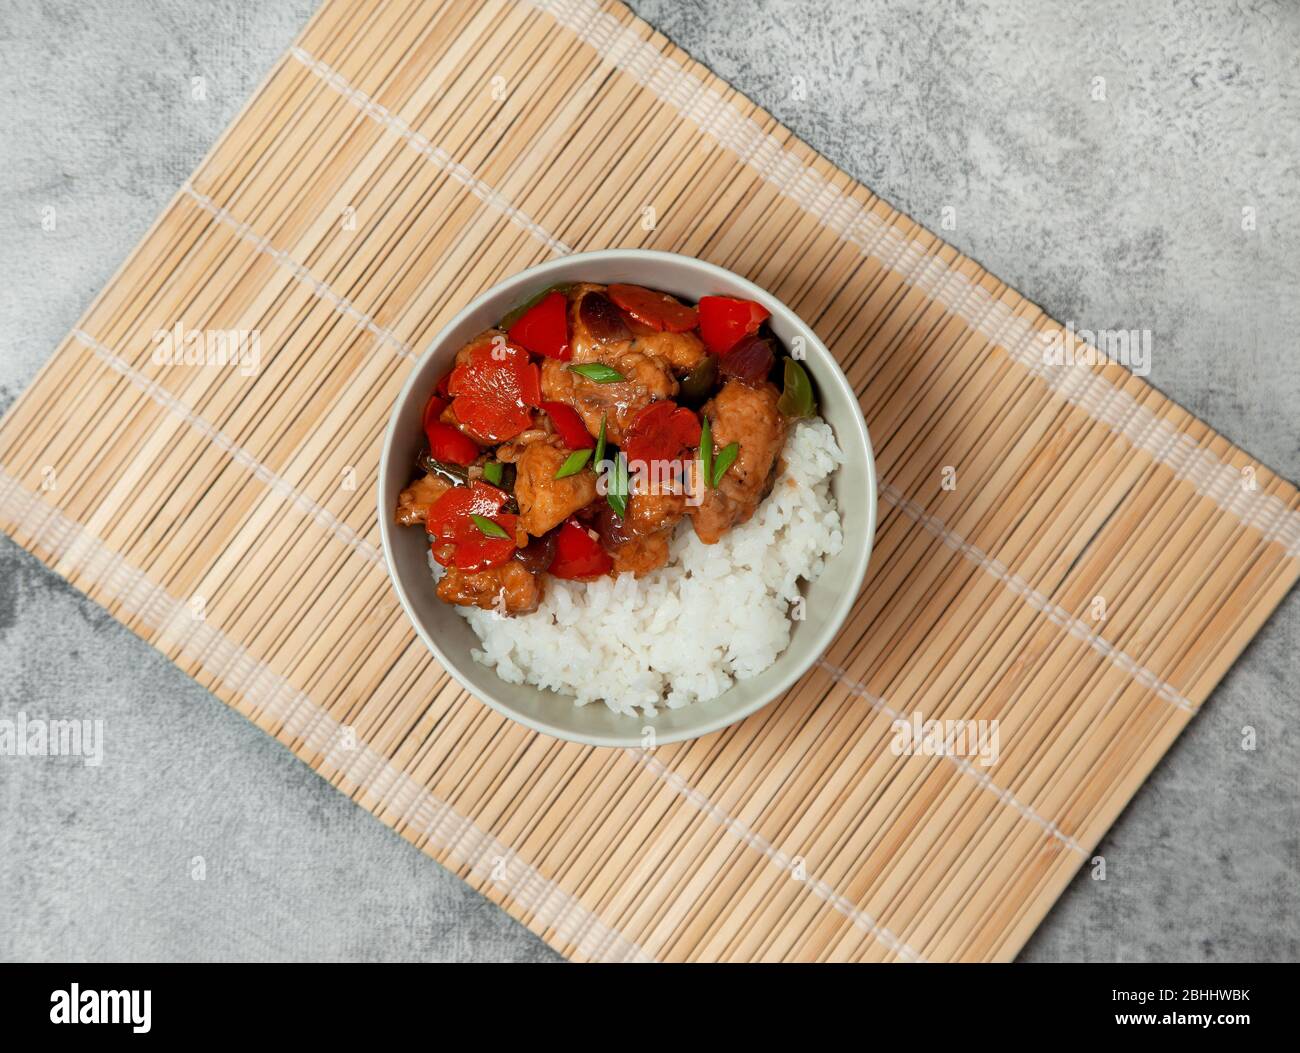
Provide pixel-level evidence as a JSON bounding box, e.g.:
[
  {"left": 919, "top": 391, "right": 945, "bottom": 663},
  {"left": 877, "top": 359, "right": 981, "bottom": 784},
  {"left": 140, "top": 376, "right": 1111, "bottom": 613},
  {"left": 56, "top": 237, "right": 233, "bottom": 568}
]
[
  {"left": 699, "top": 416, "right": 714, "bottom": 490},
  {"left": 567, "top": 362, "right": 625, "bottom": 383},
  {"left": 606, "top": 454, "right": 629, "bottom": 517},
  {"left": 711, "top": 442, "right": 740, "bottom": 488},
  {"left": 554, "top": 448, "right": 593, "bottom": 479},
  {"left": 482, "top": 461, "right": 504, "bottom": 485},
  {"left": 469, "top": 513, "right": 510, "bottom": 539},
  {"left": 593, "top": 416, "right": 607, "bottom": 467}
]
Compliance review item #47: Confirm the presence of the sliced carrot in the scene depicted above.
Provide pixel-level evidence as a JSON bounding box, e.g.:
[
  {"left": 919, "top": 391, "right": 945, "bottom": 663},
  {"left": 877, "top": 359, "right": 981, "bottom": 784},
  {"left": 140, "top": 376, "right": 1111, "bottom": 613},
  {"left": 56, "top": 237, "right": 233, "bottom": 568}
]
[
  {"left": 623, "top": 400, "right": 701, "bottom": 468},
  {"left": 608, "top": 283, "right": 698, "bottom": 333},
  {"left": 446, "top": 338, "right": 540, "bottom": 442}
]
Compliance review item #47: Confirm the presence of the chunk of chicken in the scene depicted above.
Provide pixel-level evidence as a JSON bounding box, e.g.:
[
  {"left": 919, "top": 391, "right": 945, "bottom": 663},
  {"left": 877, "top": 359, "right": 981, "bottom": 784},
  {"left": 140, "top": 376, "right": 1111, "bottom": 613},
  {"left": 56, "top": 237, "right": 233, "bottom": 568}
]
[
  {"left": 627, "top": 320, "right": 707, "bottom": 373},
  {"left": 607, "top": 529, "right": 673, "bottom": 577},
  {"left": 436, "top": 561, "right": 543, "bottom": 614},
  {"left": 395, "top": 473, "right": 452, "bottom": 527},
  {"left": 588, "top": 488, "right": 681, "bottom": 577},
  {"left": 499, "top": 433, "right": 598, "bottom": 536},
  {"left": 623, "top": 482, "right": 686, "bottom": 538},
  {"left": 540, "top": 353, "right": 677, "bottom": 445},
  {"left": 454, "top": 328, "right": 508, "bottom": 366},
  {"left": 570, "top": 285, "right": 705, "bottom": 374},
  {"left": 688, "top": 379, "right": 788, "bottom": 544}
]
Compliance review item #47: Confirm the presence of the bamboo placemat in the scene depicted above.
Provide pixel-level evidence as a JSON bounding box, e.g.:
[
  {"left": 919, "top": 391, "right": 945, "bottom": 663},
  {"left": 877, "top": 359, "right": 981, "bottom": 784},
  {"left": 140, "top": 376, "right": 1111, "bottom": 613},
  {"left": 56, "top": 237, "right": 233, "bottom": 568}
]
[{"left": 3, "top": 0, "right": 1297, "bottom": 962}]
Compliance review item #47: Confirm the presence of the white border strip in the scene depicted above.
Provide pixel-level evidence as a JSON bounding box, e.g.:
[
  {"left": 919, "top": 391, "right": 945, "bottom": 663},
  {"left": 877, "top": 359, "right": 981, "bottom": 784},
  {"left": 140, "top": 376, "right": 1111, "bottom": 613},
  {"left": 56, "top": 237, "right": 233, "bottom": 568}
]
[
  {"left": 72, "top": 329, "right": 382, "bottom": 566},
  {"left": 633, "top": 750, "right": 926, "bottom": 961},
  {"left": 180, "top": 184, "right": 416, "bottom": 360},
  {"left": 528, "top": 0, "right": 1300, "bottom": 556},
  {"left": 289, "top": 46, "right": 573, "bottom": 256},
  {"left": 0, "top": 469, "right": 649, "bottom": 963},
  {"left": 879, "top": 482, "right": 1196, "bottom": 713}
]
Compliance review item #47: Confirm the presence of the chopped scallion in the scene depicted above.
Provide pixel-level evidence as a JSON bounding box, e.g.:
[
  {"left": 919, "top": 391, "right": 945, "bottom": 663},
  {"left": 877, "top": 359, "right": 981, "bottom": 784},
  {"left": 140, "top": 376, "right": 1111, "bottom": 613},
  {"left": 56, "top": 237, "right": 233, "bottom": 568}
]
[
  {"left": 469, "top": 513, "right": 509, "bottom": 539},
  {"left": 699, "top": 416, "right": 714, "bottom": 489},
  {"left": 711, "top": 442, "right": 739, "bottom": 488},
  {"left": 606, "top": 454, "right": 629, "bottom": 517},
  {"left": 554, "top": 448, "right": 593, "bottom": 479},
  {"left": 567, "top": 362, "right": 625, "bottom": 383}
]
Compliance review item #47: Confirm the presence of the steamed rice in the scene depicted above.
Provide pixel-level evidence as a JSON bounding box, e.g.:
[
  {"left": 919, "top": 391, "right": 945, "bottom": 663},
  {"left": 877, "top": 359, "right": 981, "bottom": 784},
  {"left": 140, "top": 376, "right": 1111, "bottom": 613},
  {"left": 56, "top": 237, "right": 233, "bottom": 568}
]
[{"left": 431, "top": 418, "right": 845, "bottom": 715}]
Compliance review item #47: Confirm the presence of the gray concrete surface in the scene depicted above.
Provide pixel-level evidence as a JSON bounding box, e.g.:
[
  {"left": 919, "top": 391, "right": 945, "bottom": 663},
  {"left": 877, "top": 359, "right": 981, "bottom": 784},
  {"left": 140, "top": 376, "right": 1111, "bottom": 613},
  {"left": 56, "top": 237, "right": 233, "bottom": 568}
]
[{"left": 0, "top": 0, "right": 1296, "bottom": 962}]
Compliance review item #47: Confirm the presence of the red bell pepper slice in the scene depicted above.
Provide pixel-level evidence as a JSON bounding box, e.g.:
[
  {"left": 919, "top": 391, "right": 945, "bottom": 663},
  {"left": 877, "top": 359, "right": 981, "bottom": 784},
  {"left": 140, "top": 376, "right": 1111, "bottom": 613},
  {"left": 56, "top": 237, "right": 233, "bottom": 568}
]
[
  {"left": 697, "top": 295, "right": 770, "bottom": 355},
  {"left": 426, "top": 481, "right": 518, "bottom": 571},
  {"left": 422, "top": 392, "right": 449, "bottom": 435},
  {"left": 541, "top": 400, "right": 595, "bottom": 449},
  {"left": 507, "top": 290, "right": 571, "bottom": 360},
  {"left": 608, "top": 284, "right": 698, "bottom": 333},
  {"left": 426, "top": 421, "right": 481, "bottom": 466},
  {"left": 622, "top": 400, "right": 702, "bottom": 468},
  {"left": 549, "top": 518, "right": 613, "bottom": 580},
  {"left": 447, "top": 336, "right": 541, "bottom": 442},
  {"left": 423, "top": 391, "right": 481, "bottom": 465}
]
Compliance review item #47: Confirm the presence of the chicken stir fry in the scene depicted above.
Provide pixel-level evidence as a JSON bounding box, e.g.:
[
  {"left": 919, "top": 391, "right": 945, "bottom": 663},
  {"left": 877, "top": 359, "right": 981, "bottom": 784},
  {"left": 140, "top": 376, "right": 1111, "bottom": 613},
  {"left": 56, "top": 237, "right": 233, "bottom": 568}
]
[{"left": 395, "top": 279, "right": 819, "bottom": 613}]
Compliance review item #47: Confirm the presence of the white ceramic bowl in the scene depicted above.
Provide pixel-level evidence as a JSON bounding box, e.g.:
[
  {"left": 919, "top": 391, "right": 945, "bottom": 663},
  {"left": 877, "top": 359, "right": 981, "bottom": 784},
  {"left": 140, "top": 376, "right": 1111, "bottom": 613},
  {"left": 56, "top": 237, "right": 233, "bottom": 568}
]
[{"left": 378, "top": 249, "right": 876, "bottom": 747}]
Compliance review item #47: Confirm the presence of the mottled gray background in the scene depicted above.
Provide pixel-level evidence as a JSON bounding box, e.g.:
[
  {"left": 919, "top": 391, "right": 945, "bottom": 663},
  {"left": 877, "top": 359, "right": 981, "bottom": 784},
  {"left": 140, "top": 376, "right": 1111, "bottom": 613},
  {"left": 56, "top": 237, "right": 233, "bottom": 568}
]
[{"left": 0, "top": 0, "right": 1296, "bottom": 962}]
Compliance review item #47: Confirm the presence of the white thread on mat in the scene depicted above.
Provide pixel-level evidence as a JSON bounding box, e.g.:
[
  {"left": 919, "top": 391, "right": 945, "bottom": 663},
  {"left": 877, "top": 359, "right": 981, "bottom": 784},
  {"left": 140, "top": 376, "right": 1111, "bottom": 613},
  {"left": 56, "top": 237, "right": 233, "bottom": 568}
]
[
  {"left": 289, "top": 46, "right": 574, "bottom": 257},
  {"left": 878, "top": 482, "right": 1197, "bottom": 714},
  {"left": 72, "top": 328, "right": 383, "bottom": 566},
  {"left": 529, "top": 0, "right": 1300, "bottom": 556},
  {"left": 634, "top": 750, "right": 926, "bottom": 961},
  {"left": 0, "top": 468, "right": 649, "bottom": 964},
  {"left": 180, "top": 184, "right": 416, "bottom": 361},
  {"left": 815, "top": 659, "right": 1087, "bottom": 857}
]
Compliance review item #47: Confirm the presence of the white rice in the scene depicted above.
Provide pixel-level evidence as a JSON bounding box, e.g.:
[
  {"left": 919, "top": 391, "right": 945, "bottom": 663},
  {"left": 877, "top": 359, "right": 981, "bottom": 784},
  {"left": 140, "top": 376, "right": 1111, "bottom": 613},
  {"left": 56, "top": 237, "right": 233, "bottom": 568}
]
[{"left": 431, "top": 418, "right": 845, "bottom": 716}]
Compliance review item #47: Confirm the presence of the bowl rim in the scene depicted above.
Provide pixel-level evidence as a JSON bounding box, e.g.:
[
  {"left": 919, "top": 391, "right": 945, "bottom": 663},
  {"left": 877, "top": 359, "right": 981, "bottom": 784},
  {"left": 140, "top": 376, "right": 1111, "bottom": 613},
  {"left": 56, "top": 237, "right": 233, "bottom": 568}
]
[{"left": 378, "top": 248, "right": 877, "bottom": 747}]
